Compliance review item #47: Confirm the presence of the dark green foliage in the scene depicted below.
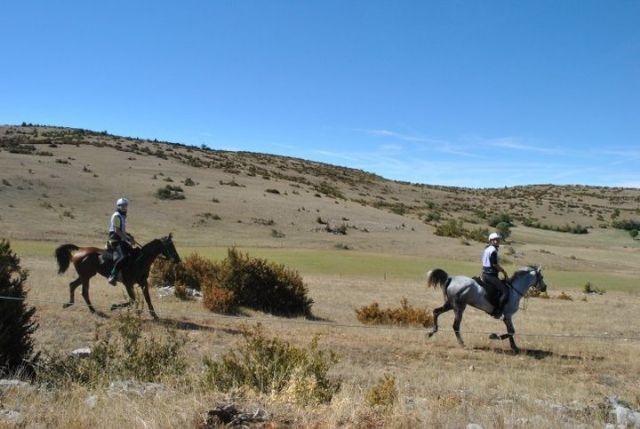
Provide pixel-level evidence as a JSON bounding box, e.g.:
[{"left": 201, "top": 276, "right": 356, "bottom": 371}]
[
  {"left": 0, "top": 239, "right": 38, "bottom": 377},
  {"left": 612, "top": 219, "right": 640, "bottom": 232},
  {"left": 150, "top": 249, "right": 313, "bottom": 317},
  {"left": 202, "top": 325, "right": 339, "bottom": 404},
  {"left": 495, "top": 221, "right": 512, "bottom": 240},
  {"left": 488, "top": 213, "right": 513, "bottom": 227},
  {"left": 522, "top": 218, "right": 589, "bottom": 234},
  {"left": 209, "top": 248, "right": 312, "bottom": 317},
  {"left": 434, "top": 219, "right": 465, "bottom": 238},
  {"left": 434, "top": 220, "right": 488, "bottom": 243}
]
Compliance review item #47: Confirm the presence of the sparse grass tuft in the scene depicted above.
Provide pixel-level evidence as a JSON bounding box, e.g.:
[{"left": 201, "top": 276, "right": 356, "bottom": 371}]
[
  {"left": 38, "top": 312, "right": 186, "bottom": 387},
  {"left": 365, "top": 374, "right": 398, "bottom": 410}
]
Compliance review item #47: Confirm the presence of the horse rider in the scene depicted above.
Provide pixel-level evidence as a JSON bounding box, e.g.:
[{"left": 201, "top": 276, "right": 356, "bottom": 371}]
[
  {"left": 107, "top": 198, "right": 134, "bottom": 286},
  {"left": 481, "top": 232, "right": 509, "bottom": 317}
]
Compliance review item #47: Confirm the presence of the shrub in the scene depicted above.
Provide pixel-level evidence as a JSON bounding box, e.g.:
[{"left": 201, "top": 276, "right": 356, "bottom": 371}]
[
  {"left": 356, "top": 298, "right": 433, "bottom": 328},
  {"left": 556, "top": 291, "right": 573, "bottom": 301},
  {"left": 151, "top": 249, "right": 313, "bottom": 316},
  {"left": 201, "top": 280, "right": 236, "bottom": 313},
  {"left": 0, "top": 239, "right": 38, "bottom": 377},
  {"left": 206, "top": 248, "right": 313, "bottom": 317},
  {"left": 434, "top": 219, "right": 465, "bottom": 238},
  {"left": 583, "top": 282, "right": 606, "bottom": 295},
  {"left": 38, "top": 312, "right": 186, "bottom": 387},
  {"left": 489, "top": 213, "right": 513, "bottom": 228},
  {"left": 156, "top": 185, "right": 185, "bottom": 200},
  {"left": 202, "top": 325, "right": 339, "bottom": 404},
  {"left": 366, "top": 374, "right": 398, "bottom": 409}
]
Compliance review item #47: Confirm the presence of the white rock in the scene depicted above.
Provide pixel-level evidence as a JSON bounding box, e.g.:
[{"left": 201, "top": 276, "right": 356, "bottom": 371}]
[
  {"left": 0, "top": 409, "right": 21, "bottom": 421},
  {"left": 0, "top": 379, "right": 29, "bottom": 389},
  {"left": 85, "top": 395, "right": 98, "bottom": 409},
  {"left": 71, "top": 347, "right": 92, "bottom": 358}
]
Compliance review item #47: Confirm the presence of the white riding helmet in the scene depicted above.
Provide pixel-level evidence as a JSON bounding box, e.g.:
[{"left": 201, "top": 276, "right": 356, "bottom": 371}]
[
  {"left": 488, "top": 232, "right": 501, "bottom": 241},
  {"left": 116, "top": 198, "right": 129, "bottom": 207}
]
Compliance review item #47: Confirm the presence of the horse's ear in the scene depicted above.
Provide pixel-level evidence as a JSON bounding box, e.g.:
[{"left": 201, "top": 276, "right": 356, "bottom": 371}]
[{"left": 169, "top": 232, "right": 173, "bottom": 239}]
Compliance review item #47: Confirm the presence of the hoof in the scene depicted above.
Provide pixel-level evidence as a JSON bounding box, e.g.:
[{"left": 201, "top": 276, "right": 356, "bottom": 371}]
[
  {"left": 427, "top": 331, "right": 435, "bottom": 338},
  {"left": 62, "top": 303, "right": 72, "bottom": 309},
  {"left": 512, "top": 347, "right": 521, "bottom": 354},
  {"left": 489, "top": 333, "right": 500, "bottom": 340}
]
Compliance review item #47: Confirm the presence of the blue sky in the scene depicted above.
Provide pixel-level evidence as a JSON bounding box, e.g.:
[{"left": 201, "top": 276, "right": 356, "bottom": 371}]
[{"left": 1, "top": 1, "right": 638, "bottom": 188}]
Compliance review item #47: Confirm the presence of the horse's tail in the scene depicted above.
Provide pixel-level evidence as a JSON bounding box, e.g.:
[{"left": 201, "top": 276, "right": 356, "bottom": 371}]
[
  {"left": 426, "top": 268, "right": 449, "bottom": 291},
  {"left": 55, "top": 244, "right": 79, "bottom": 274}
]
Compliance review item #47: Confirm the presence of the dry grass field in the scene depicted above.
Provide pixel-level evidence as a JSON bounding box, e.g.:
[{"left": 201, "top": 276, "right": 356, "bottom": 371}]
[{"left": 1, "top": 125, "right": 640, "bottom": 428}]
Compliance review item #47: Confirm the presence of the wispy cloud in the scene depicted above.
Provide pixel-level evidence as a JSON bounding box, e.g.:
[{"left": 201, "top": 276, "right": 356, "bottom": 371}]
[{"left": 478, "top": 136, "right": 562, "bottom": 155}]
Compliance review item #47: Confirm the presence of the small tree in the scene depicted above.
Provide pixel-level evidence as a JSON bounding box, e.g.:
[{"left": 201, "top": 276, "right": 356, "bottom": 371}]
[{"left": 0, "top": 239, "right": 39, "bottom": 377}]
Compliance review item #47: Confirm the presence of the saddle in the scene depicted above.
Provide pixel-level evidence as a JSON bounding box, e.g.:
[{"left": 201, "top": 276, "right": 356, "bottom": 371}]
[{"left": 473, "top": 276, "right": 506, "bottom": 309}]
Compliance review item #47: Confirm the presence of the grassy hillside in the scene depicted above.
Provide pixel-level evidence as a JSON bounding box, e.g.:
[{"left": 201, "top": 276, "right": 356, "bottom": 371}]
[{"left": 1, "top": 124, "right": 639, "bottom": 281}]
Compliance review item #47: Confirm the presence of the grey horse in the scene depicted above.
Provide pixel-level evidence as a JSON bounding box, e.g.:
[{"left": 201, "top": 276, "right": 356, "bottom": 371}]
[{"left": 426, "top": 266, "right": 547, "bottom": 353}]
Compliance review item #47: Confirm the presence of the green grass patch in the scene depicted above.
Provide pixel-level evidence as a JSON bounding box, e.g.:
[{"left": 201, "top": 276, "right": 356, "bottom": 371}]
[{"left": 12, "top": 240, "right": 640, "bottom": 292}]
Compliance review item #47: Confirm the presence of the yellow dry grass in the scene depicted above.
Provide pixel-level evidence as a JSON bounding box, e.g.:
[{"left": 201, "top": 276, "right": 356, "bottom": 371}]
[{"left": 0, "top": 253, "right": 636, "bottom": 428}]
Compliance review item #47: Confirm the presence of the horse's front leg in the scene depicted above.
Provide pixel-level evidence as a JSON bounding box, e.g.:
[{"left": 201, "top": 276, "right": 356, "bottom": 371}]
[
  {"left": 428, "top": 301, "right": 452, "bottom": 338},
  {"left": 63, "top": 277, "right": 82, "bottom": 309},
  {"left": 489, "top": 316, "right": 519, "bottom": 353},
  {"left": 140, "top": 280, "right": 158, "bottom": 320},
  {"left": 452, "top": 305, "right": 466, "bottom": 347},
  {"left": 110, "top": 283, "right": 137, "bottom": 312},
  {"left": 503, "top": 317, "right": 519, "bottom": 353}
]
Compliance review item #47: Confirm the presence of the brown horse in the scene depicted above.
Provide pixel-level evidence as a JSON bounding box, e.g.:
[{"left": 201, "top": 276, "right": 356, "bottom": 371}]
[{"left": 54, "top": 234, "right": 180, "bottom": 319}]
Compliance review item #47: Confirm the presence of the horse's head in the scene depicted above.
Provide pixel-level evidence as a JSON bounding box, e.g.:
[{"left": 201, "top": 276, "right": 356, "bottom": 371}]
[
  {"left": 534, "top": 266, "right": 547, "bottom": 293},
  {"left": 160, "top": 233, "right": 181, "bottom": 264},
  {"left": 511, "top": 265, "right": 547, "bottom": 293}
]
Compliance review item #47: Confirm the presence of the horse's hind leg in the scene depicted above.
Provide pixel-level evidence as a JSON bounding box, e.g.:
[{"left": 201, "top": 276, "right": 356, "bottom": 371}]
[
  {"left": 80, "top": 279, "right": 96, "bottom": 313},
  {"left": 452, "top": 306, "right": 466, "bottom": 347},
  {"left": 63, "top": 277, "right": 83, "bottom": 309},
  {"left": 428, "top": 301, "right": 452, "bottom": 338}
]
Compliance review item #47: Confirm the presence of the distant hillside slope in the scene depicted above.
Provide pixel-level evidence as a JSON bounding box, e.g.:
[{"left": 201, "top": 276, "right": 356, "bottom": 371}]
[{"left": 1, "top": 124, "right": 639, "bottom": 274}]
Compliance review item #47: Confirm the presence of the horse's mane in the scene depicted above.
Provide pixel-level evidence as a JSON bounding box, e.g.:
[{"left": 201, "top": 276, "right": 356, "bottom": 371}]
[{"left": 509, "top": 265, "right": 539, "bottom": 282}]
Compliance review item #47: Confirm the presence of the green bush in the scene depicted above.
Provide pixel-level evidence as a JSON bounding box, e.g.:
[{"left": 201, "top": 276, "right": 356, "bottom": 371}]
[
  {"left": 434, "top": 219, "right": 465, "bottom": 238},
  {"left": 38, "top": 312, "right": 186, "bottom": 387},
  {"left": 0, "top": 239, "right": 39, "bottom": 377},
  {"left": 150, "top": 249, "right": 313, "bottom": 317},
  {"left": 202, "top": 325, "right": 339, "bottom": 404},
  {"left": 207, "top": 248, "right": 313, "bottom": 317},
  {"left": 489, "top": 213, "right": 513, "bottom": 228}
]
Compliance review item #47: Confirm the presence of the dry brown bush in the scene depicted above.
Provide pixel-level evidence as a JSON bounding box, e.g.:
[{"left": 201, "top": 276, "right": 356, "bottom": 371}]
[{"left": 356, "top": 298, "right": 433, "bottom": 327}]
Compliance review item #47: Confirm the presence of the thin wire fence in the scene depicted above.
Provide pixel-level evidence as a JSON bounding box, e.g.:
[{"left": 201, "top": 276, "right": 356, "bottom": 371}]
[{"left": 3, "top": 294, "right": 640, "bottom": 342}]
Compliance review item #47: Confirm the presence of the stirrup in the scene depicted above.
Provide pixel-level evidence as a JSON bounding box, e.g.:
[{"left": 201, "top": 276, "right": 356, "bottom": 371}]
[{"left": 108, "top": 275, "right": 117, "bottom": 286}]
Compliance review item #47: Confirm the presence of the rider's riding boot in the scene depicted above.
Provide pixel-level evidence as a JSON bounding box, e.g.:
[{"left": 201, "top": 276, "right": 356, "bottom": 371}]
[
  {"left": 491, "top": 293, "right": 504, "bottom": 318},
  {"left": 108, "top": 268, "right": 118, "bottom": 286}
]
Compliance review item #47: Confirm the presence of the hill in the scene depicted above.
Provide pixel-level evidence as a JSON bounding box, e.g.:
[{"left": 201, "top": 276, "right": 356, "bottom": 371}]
[{"left": 1, "top": 124, "right": 639, "bottom": 278}]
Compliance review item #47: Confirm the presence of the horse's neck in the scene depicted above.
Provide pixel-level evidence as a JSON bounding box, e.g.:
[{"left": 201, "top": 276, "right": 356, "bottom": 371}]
[
  {"left": 139, "top": 240, "right": 163, "bottom": 266},
  {"left": 511, "top": 273, "right": 534, "bottom": 299}
]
